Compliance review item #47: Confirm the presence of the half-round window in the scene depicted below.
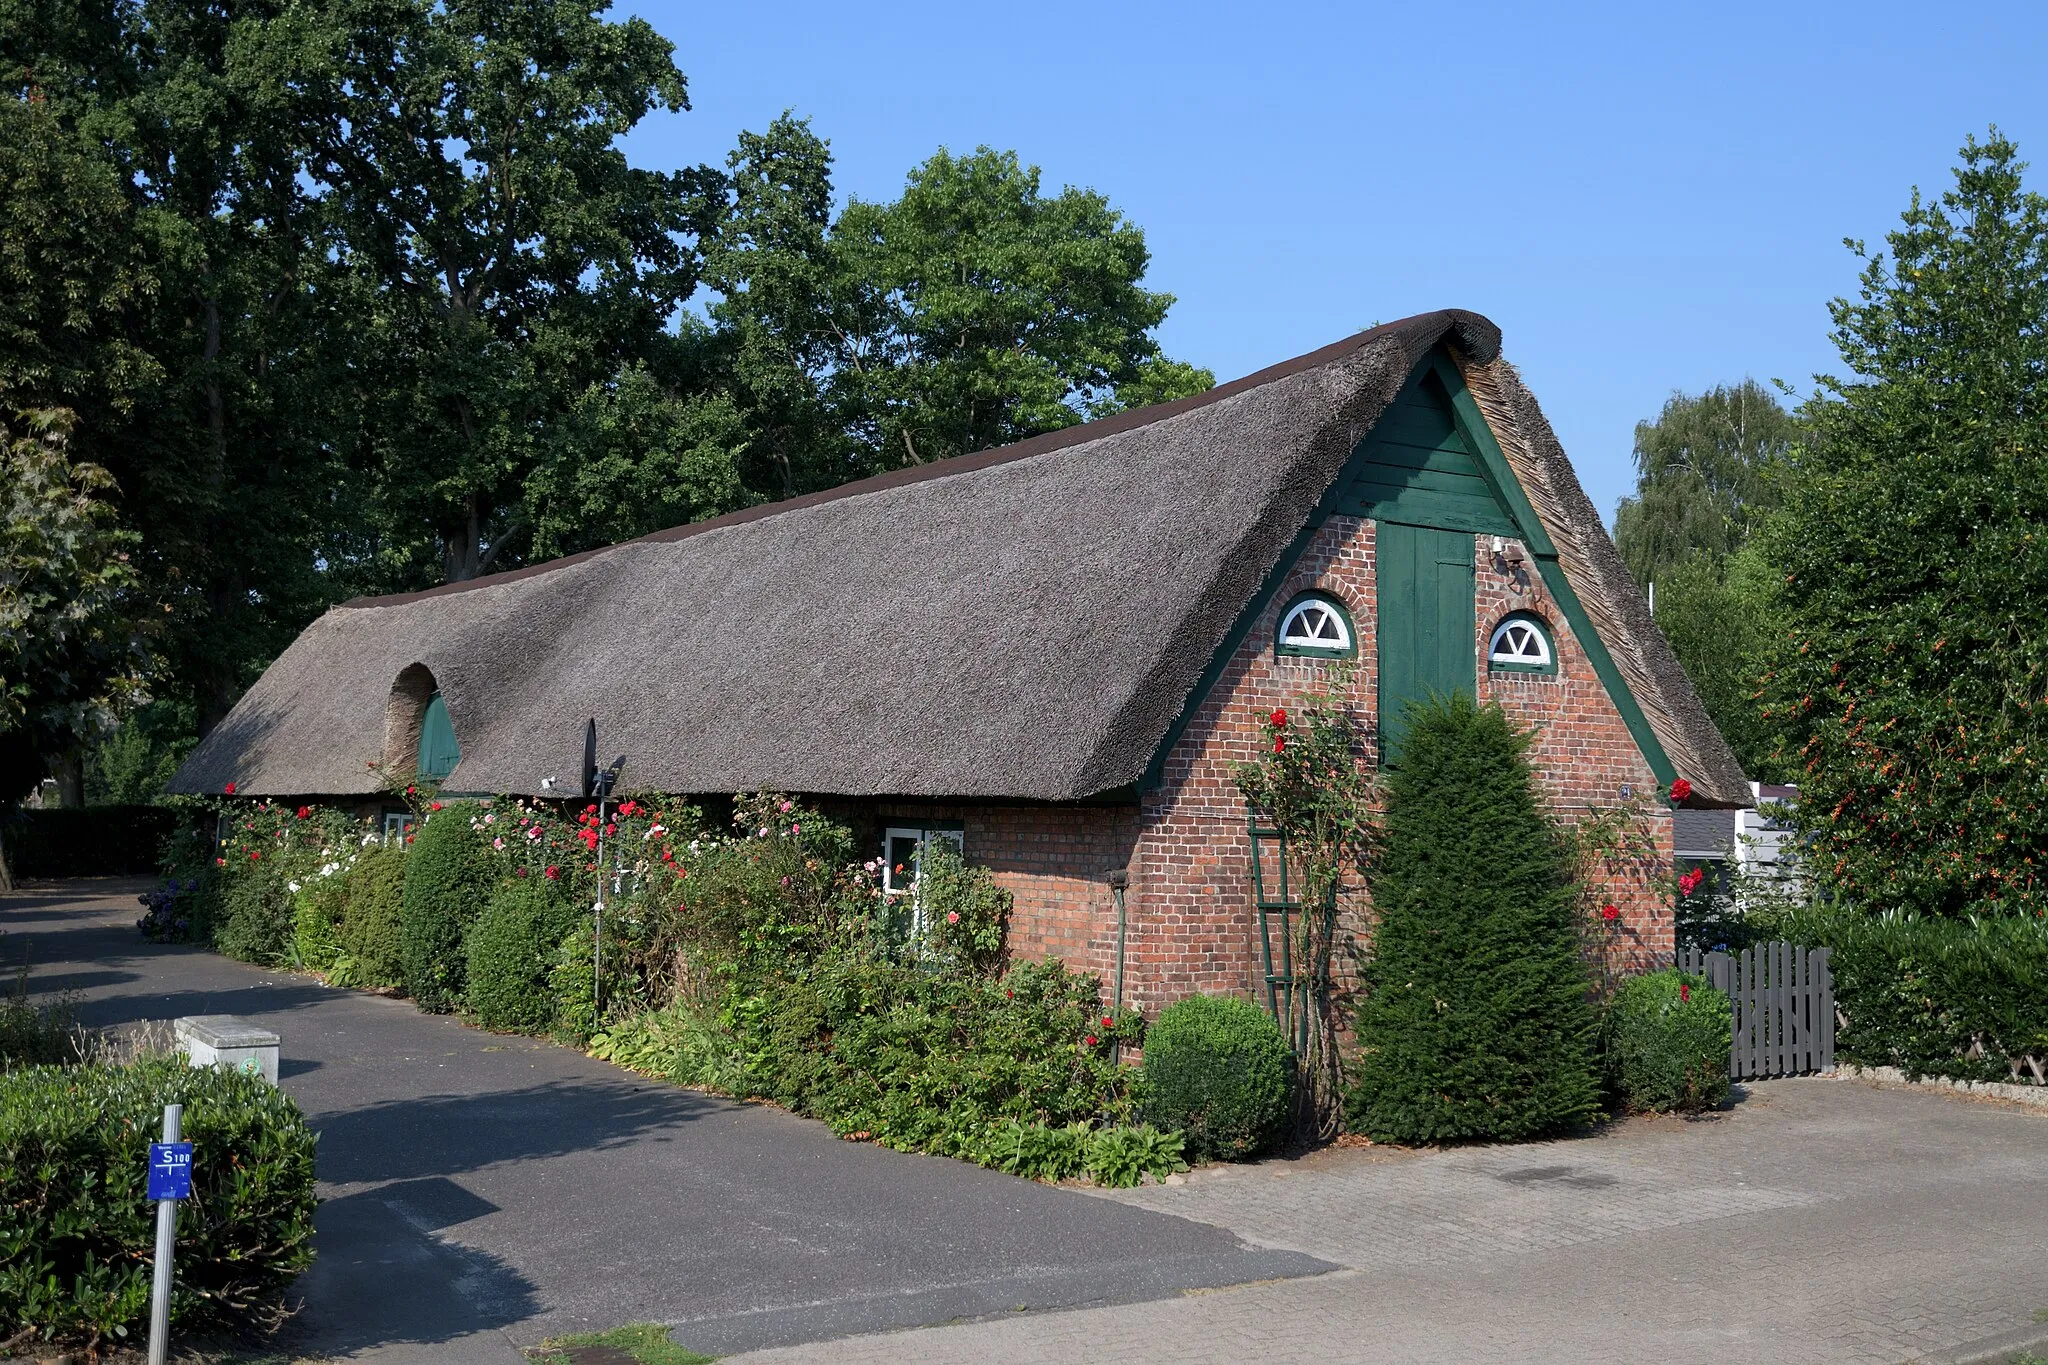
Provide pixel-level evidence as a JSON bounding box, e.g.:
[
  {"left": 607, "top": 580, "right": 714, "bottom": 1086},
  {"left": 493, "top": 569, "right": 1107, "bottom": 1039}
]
[
  {"left": 1488, "top": 612, "right": 1556, "bottom": 674},
  {"left": 1276, "top": 592, "right": 1356, "bottom": 658}
]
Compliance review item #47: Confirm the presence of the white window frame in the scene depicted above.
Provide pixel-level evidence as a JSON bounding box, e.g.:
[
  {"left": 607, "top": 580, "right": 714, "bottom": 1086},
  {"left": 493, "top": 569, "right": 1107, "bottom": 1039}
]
[
  {"left": 1277, "top": 595, "right": 1353, "bottom": 654},
  {"left": 383, "top": 811, "right": 416, "bottom": 845},
  {"left": 882, "top": 824, "right": 965, "bottom": 939},
  {"left": 1487, "top": 615, "right": 1555, "bottom": 672}
]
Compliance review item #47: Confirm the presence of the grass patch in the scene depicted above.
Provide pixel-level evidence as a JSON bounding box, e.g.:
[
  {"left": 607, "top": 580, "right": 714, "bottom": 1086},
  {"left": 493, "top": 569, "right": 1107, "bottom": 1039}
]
[{"left": 527, "top": 1322, "right": 712, "bottom": 1365}]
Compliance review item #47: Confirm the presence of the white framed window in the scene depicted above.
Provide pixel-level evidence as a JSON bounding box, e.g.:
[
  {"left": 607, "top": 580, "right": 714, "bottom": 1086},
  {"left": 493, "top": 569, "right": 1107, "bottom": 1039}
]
[
  {"left": 1487, "top": 613, "right": 1556, "bottom": 674},
  {"left": 882, "top": 824, "right": 964, "bottom": 939},
  {"left": 1276, "top": 592, "right": 1355, "bottom": 658},
  {"left": 383, "top": 811, "right": 416, "bottom": 845}
]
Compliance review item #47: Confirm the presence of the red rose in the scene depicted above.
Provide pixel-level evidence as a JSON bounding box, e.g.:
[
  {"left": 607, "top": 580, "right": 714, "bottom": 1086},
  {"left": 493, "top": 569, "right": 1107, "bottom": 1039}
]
[
  {"left": 1679, "top": 867, "right": 1704, "bottom": 896},
  {"left": 249, "top": 850, "right": 260, "bottom": 861},
  {"left": 406, "top": 785, "right": 416, "bottom": 796},
  {"left": 1600, "top": 903, "right": 1619, "bottom": 921},
  {"left": 1669, "top": 777, "right": 1694, "bottom": 803},
  {"left": 430, "top": 801, "right": 442, "bottom": 811},
  {"left": 223, "top": 781, "right": 237, "bottom": 795},
  {"left": 1273, "top": 736, "right": 1286, "bottom": 754},
  {"left": 1102, "top": 1016, "right": 1114, "bottom": 1028},
  {"left": 1270, "top": 707, "right": 1288, "bottom": 728},
  {"left": 1085, "top": 1035, "right": 1098, "bottom": 1046},
  {"left": 215, "top": 857, "right": 226, "bottom": 867},
  {"left": 296, "top": 806, "right": 311, "bottom": 819},
  {"left": 1680, "top": 982, "right": 1692, "bottom": 1003},
  {"left": 516, "top": 867, "right": 529, "bottom": 878},
  {"left": 544, "top": 865, "right": 560, "bottom": 880}
]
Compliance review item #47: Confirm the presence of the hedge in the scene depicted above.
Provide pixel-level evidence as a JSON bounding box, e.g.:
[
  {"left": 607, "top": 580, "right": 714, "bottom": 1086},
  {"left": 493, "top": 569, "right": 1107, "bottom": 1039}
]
[
  {"left": 1786, "top": 910, "right": 2048, "bottom": 1086},
  {"left": 1602, "top": 969, "right": 1733, "bottom": 1113},
  {"left": 1140, "top": 995, "right": 1292, "bottom": 1161},
  {"left": 0, "top": 1059, "right": 318, "bottom": 1350},
  {"left": 398, "top": 808, "right": 493, "bottom": 1011},
  {"left": 1, "top": 806, "right": 177, "bottom": 879}
]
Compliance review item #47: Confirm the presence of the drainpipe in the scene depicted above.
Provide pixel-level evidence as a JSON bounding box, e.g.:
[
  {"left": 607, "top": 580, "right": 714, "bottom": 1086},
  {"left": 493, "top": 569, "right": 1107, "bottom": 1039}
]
[{"left": 1105, "top": 869, "right": 1130, "bottom": 1057}]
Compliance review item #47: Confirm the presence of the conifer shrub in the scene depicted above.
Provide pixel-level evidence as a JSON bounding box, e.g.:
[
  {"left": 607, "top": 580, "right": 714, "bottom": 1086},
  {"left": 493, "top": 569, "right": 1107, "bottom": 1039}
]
[
  {"left": 398, "top": 808, "right": 493, "bottom": 1011},
  {"left": 0, "top": 1059, "right": 317, "bottom": 1349},
  {"left": 1346, "top": 694, "right": 1601, "bottom": 1143},
  {"left": 339, "top": 845, "right": 407, "bottom": 988},
  {"left": 467, "top": 875, "right": 581, "bottom": 1033},
  {"left": 1140, "top": 994, "right": 1293, "bottom": 1161},
  {"left": 1602, "top": 969, "right": 1732, "bottom": 1113}
]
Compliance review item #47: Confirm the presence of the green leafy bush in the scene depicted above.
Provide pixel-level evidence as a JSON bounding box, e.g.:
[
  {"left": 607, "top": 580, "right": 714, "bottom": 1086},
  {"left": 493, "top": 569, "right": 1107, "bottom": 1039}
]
[
  {"left": 0, "top": 960, "right": 88, "bottom": 1071},
  {"left": 737, "top": 952, "right": 1143, "bottom": 1153},
  {"left": 1603, "top": 969, "right": 1733, "bottom": 1113},
  {"left": 202, "top": 804, "right": 363, "bottom": 966},
  {"left": 339, "top": 845, "right": 407, "bottom": 988},
  {"left": 1786, "top": 909, "right": 2048, "bottom": 1086},
  {"left": 466, "top": 875, "right": 581, "bottom": 1033},
  {"left": 0, "top": 1059, "right": 317, "bottom": 1350},
  {"left": 1347, "top": 694, "right": 1601, "bottom": 1144},
  {"left": 212, "top": 857, "right": 294, "bottom": 965},
  {"left": 589, "top": 1000, "right": 750, "bottom": 1094},
  {"left": 1082, "top": 1123, "right": 1188, "bottom": 1188},
  {"left": 1141, "top": 994, "right": 1292, "bottom": 1161},
  {"left": 399, "top": 807, "right": 493, "bottom": 1011},
  {"left": 914, "top": 841, "right": 1012, "bottom": 972},
  {"left": 291, "top": 882, "right": 345, "bottom": 972}
]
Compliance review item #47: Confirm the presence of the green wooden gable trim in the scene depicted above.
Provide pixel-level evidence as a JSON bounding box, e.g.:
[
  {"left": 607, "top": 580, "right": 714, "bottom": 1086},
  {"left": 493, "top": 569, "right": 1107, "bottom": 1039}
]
[
  {"left": 418, "top": 692, "right": 460, "bottom": 781},
  {"left": 1423, "top": 352, "right": 1677, "bottom": 788},
  {"left": 1139, "top": 343, "right": 1679, "bottom": 796}
]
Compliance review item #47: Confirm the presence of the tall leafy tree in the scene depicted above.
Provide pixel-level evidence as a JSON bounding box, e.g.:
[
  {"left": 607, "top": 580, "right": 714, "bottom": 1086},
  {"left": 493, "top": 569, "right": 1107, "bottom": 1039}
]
[
  {"left": 1613, "top": 379, "right": 1796, "bottom": 587},
  {"left": 1763, "top": 130, "right": 2048, "bottom": 917},
  {"left": 0, "top": 407, "right": 148, "bottom": 844},
  {"left": 318, "top": 0, "right": 729, "bottom": 586},
  {"left": 702, "top": 118, "right": 1215, "bottom": 498}
]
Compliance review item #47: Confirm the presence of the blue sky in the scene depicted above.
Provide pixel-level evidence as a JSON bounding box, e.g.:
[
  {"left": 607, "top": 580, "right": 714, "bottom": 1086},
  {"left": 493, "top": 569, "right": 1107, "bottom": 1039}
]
[{"left": 618, "top": 1, "right": 2048, "bottom": 523}]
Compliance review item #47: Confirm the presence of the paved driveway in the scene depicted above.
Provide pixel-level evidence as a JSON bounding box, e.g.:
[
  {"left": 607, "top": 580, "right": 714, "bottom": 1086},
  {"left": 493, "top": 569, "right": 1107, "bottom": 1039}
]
[
  {"left": 733, "top": 1074, "right": 2048, "bottom": 1365},
  {"left": 2, "top": 880, "right": 1327, "bottom": 1361}
]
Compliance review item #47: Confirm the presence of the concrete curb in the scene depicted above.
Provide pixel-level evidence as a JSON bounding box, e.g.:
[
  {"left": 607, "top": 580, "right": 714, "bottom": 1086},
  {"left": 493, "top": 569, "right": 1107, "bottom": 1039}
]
[
  {"left": 1828, "top": 1065, "right": 2048, "bottom": 1111},
  {"left": 1908, "top": 1318, "right": 2048, "bottom": 1364}
]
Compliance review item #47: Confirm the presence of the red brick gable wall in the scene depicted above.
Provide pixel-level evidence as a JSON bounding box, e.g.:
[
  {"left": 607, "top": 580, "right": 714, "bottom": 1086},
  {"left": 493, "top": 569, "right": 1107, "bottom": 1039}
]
[{"left": 832, "top": 513, "right": 1674, "bottom": 1017}]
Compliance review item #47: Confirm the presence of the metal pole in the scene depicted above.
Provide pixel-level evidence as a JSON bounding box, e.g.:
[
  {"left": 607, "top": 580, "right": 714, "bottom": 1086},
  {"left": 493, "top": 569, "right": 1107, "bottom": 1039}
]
[
  {"left": 593, "top": 792, "right": 607, "bottom": 1025},
  {"left": 1106, "top": 870, "right": 1129, "bottom": 1063},
  {"left": 146, "top": 1102, "right": 182, "bottom": 1365}
]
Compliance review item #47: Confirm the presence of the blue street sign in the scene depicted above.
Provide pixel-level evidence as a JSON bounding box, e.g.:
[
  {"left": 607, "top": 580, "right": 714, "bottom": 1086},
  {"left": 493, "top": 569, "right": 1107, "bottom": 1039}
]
[{"left": 147, "top": 1141, "right": 193, "bottom": 1201}]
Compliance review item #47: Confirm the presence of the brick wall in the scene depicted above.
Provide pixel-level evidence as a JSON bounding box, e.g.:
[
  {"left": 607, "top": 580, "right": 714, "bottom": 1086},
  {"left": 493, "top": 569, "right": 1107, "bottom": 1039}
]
[{"left": 822, "top": 514, "right": 1676, "bottom": 1009}]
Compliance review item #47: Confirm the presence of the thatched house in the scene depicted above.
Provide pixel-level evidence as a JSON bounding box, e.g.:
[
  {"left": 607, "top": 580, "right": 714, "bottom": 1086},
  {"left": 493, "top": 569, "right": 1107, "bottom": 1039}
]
[{"left": 172, "top": 309, "right": 1747, "bottom": 1008}]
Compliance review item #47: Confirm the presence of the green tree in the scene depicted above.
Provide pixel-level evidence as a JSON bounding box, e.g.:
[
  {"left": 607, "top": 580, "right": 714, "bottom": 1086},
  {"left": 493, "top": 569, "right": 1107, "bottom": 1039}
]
[
  {"left": 1613, "top": 379, "right": 1797, "bottom": 586},
  {"left": 700, "top": 118, "right": 1215, "bottom": 498},
  {"left": 1648, "top": 545, "right": 1786, "bottom": 780},
  {"left": 0, "top": 407, "right": 149, "bottom": 879},
  {"left": 1762, "top": 129, "right": 2048, "bottom": 918},
  {"left": 1346, "top": 694, "right": 1600, "bottom": 1143}
]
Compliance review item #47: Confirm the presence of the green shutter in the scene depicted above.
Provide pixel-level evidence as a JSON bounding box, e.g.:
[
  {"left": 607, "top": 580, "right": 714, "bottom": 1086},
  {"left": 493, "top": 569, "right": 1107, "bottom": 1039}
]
[
  {"left": 418, "top": 692, "right": 460, "bottom": 780},
  {"left": 1376, "top": 523, "right": 1475, "bottom": 759}
]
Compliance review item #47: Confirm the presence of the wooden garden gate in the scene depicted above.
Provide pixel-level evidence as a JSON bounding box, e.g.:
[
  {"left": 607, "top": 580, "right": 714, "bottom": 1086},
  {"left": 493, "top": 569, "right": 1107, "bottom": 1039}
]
[{"left": 1678, "top": 942, "right": 1835, "bottom": 1080}]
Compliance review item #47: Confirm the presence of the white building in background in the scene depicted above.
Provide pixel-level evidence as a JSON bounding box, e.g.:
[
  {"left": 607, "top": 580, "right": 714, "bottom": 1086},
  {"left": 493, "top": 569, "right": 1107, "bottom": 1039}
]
[{"left": 1674, "top": 782, "right": 1800, "bottom": 877}]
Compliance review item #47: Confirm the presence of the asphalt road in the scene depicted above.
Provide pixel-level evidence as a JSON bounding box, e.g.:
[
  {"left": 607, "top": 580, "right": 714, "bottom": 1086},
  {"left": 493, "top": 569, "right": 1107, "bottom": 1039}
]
[{"left": 4, "top": 879, "right": 1330, "bottom": 1361}]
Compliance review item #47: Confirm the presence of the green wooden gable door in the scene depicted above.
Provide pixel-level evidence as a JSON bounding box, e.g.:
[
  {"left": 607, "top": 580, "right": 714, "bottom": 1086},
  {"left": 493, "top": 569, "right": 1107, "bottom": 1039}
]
[
  {"left": 418, "top": 692, "right": 460, "bottom": 781},
  {"left": 1339, "top": 368, "right": 1519, "bottom": 536},
  {"left": 1376, "top": 523, "right": 1475, "bottom": 759}
]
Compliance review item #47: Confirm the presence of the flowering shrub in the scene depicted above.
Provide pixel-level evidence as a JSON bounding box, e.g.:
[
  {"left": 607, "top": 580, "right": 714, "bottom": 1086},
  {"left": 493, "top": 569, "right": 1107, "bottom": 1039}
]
[
  {"left": 1602, "top": 969, "right": 1732, "bottom": 1113},
  {"left": 205, "top": 803, "right": 365, "bottom": 966},
  {"left": 136, "top": 879, "right": 204, "bottom": 943},
  {"left": 913, "top": 840, "right": 1010, "bottom": 973}
]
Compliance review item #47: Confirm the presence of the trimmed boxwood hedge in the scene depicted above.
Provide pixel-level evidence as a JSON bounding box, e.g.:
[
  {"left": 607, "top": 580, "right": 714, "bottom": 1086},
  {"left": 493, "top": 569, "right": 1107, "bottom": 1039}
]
[
  {"left": 0, "top": 1059, "right": 318, "bottom": 1350},
  {"left": 467, "top": 876, "right": 581, "bottom": 1032},
  {"left": 1602, "top": 969, "right": 1733, "bottom": 1114},
  {"left": 1140, "top": 994, "right": 1292, "bottom": 1161}
]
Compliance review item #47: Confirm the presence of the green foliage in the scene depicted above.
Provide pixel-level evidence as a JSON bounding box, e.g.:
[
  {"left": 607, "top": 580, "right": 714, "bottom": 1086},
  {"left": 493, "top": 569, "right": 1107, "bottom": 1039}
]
[
  {"left": 339, "top": 846, "right": 408, "bottom": 988},
  {"left": 290, "top": 883, "right": 345, "bottom": 973},
  {"left": 1141, "top": 995, "right": 1293, "bottom": 1161},
  {"left": 950, "top": 1119, "right": 1187, "bottom": 1187},
  {"left": 0, "top": 404, "right": 146, "bottom": 807},
  {"left": 1613, "top": 379, "right": 1797, "bottom": 586},
  {"left": 82, "top": 699, "right": 197, "bottom": 805},
  {"left": 1785, "top": 908, "right": 2048, "bottom": 1085},
  {"left": 533, "top": 1321, "right": 714, "bottom": 1365},
  {"left": 736, "top": 952, "right": 1142, "bottom": 1153},
  {"left": 399, "top": 807, "right": 494, "bottom": 1011},
  {"left": 1602, "top": 970, "right": 1733, "bottom": 1114},
  {"left": 466, "top": 875, "right": 582, "bottom": 1033},
  {"left": 0, "top": 950, "right": 89, "bottom": 1070},
  {"left": 1648, "top": 546, "right": 1791, "bottom": 780},
  {"left": 206, "top": 803, "right": 362, "bottom": 967},
  {"left": 0, "top": 1059, "right": 318, "bottom": 1349},
  {"left": 1762, "top": 131, "right": 2048, "bottom": 917},
  {"left": 913, "top": 839, "right": 1011, "bottom": 972},
  {"left": 1347, "top": 694, "right": 1601, "bottom": 1143},
  {"left": 1080, "top": 1124, "right": 1189, "bottom": 1188},
  {"left": 589, "top": 999, "right": 751, "bottom": 1094}
]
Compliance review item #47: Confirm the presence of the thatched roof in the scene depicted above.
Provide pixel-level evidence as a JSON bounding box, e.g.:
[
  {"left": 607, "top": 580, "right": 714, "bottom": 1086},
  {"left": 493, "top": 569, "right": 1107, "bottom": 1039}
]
[{"left": 170, "top": 309, "right": 1751, "bottom": 807}]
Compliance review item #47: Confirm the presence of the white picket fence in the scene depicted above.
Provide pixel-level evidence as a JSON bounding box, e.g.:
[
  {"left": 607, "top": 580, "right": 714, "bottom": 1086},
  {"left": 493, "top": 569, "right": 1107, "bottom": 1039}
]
[{"left": 1678, "top": 941, "right": 1835, "bottom": 1080}]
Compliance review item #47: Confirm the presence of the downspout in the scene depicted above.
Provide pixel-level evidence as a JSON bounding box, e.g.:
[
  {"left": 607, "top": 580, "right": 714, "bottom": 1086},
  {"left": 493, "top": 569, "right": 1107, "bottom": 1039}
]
[{"left": 1106, "top": 868, "right": 1130, "bottom": 1060}]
